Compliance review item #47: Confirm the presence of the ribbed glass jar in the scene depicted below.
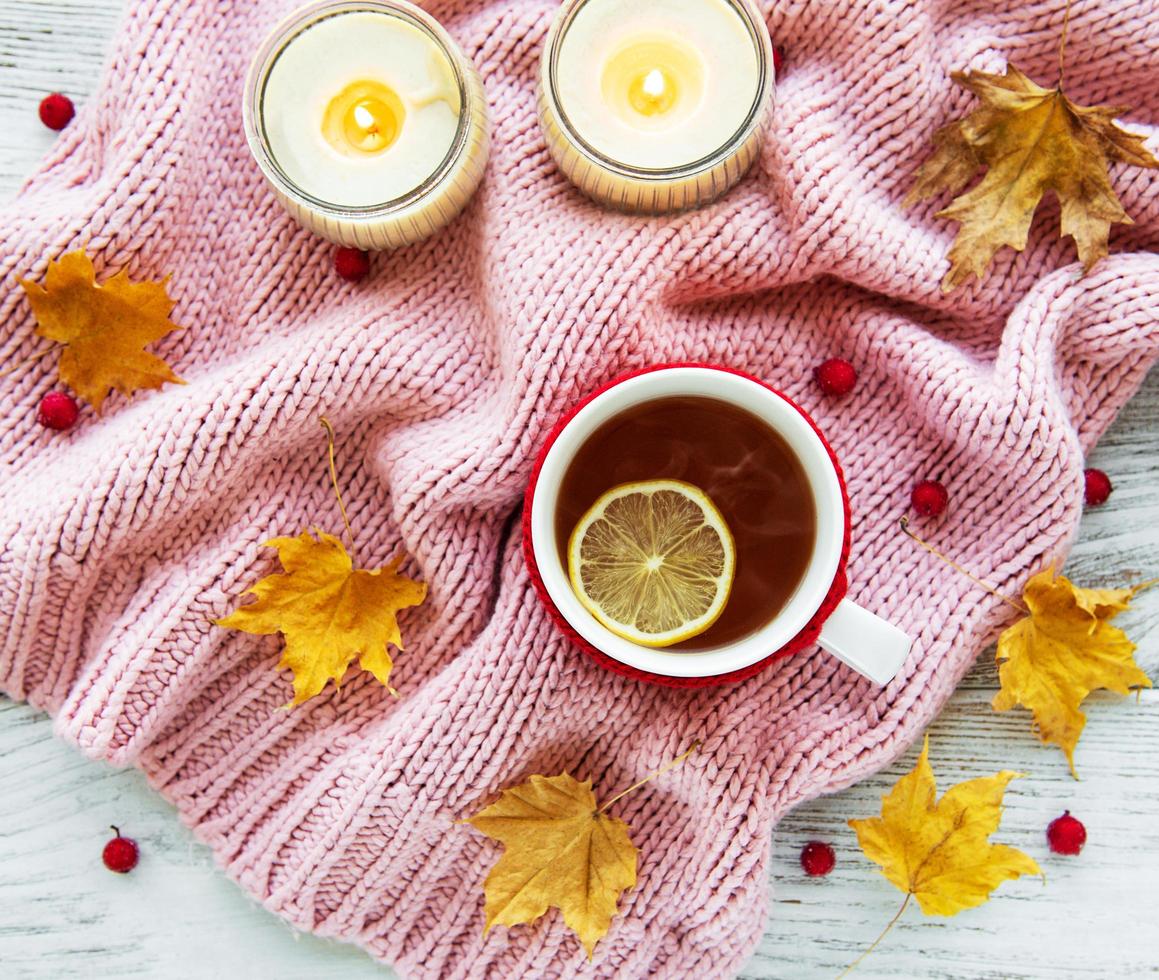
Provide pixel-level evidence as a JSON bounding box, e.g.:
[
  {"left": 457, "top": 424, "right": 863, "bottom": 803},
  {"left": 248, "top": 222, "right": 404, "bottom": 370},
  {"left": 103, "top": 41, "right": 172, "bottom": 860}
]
[
  {"left": 537, "top": 0, "right": 775, "bottom": 214},
  {"left": 243, "top": 0, "right": 489, "bottom": 250}
]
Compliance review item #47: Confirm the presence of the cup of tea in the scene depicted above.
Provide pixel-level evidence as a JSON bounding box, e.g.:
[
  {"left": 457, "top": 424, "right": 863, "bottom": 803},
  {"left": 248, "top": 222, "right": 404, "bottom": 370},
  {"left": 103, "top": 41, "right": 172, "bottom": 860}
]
[{"left": 523, "top": 364, "right": 911, "bottom": 686}]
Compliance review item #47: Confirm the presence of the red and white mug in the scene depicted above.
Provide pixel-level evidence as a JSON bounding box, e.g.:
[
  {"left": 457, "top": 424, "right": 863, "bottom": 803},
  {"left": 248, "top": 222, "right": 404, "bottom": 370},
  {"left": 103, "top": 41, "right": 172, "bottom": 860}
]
[{"left": 523, "top": 364, "right": 912, "bottom": 687}]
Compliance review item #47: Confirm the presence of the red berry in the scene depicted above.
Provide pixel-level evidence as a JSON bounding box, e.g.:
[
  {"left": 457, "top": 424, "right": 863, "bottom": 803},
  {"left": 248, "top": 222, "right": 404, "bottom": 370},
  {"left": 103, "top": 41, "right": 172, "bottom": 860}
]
[
  {"left": 102, "top": 827, "right": 139, "bottom": 873},
  {"left": 773, "top": 46, "right": 785, "bottom": 76},
  {"left": 800, "top": 840, "right": 835, "bottom": 877},
  {"left": 39, "top": 93, "right": 75, "bottom": 131},
  {"left": 813, "top": 358, "right": 857, "bottom": 397},
  {"left": 334, "top": 246, "right": 370, "bottom": 282},
  {"left": 1046, "top": 811, "right": 1086, "bottom": 856},
  {"left": 910, "top": 479, "right": 949, "bottom": 517},
  {"left": 37, "top": 391, "right": 79, "bottom": 431},
  {"left": 1083, "top": 468, "right": 1112, "bottom": 507}
]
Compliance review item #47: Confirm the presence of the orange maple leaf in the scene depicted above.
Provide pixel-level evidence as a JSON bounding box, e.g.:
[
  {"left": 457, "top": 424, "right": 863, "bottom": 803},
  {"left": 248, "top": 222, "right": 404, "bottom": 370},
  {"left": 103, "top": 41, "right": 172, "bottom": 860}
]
[{"left": 20, "top": 250, "right": 184, "bottom": 411}]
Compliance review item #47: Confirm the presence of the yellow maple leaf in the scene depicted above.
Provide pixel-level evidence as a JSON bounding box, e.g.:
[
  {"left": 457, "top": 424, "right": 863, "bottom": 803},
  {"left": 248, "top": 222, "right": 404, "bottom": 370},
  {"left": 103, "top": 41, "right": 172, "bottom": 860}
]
[
  {"left": 905, "top": 64, "right": 1159, "bottom": 290},
  {"left": 850, "top": 737, "right": 1040, "bottom": 918},
  {"left": 466, "top": 772, "right": 638, "bottom": 958},
  {"left": 992, "top": 570, "right": 1151, "bottom": 776},
  {"left": 217, "top": 529, "right": 427, "bottom": 705},
  {"left": 20, "top": 250, "right": 184, "bottom": 411},
  {"left": 1067, "top": 582, "right": 1140, "bottom": 619}
]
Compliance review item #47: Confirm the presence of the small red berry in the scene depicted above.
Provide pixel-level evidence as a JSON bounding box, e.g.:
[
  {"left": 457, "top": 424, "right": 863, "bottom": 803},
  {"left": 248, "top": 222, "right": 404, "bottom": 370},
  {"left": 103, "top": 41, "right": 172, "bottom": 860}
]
[
  {"left": 910, "top": 479, "right": 949, "bottom": 517},
  {"left": 334, "top": 246, "right": 370, "bottom": 282},
  {"left": 39, "top": 93, "right": 75, "bottom": 131},
  {"left": 773, "top": 46, "right": 785, "bottom": 76},
  {"left": 1083, "top": 468, "right": 1112, "bottom": 507},
  {"left": 813, "top": 358, "right": 857, "bottom": 397},
  {"left": 102, "top": 827, "right": 139, "bottom": 873},
  {"left": 37, "top": 391, "right": 79, "bottom": 431},
  {"left": 800, "top": 840, "right": 835, "bottom": 877},
  {"left": 1046, "top": 811, "right": 1086, "bottom": 856}
]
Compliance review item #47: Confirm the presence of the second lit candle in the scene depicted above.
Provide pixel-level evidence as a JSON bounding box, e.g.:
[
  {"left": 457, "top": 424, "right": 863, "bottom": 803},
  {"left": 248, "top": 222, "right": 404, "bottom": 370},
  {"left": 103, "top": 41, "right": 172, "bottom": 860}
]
[{"left": 539, "top": 0, "right": 775, "bottom": 212}]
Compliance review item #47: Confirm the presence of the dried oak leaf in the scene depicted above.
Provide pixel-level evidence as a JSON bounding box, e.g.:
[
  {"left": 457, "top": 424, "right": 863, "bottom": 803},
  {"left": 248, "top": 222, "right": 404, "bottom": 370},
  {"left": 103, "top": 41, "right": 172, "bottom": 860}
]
[
  {"left": 20, "top": 250, "right": 184, "bottom": 411},
  {"left": 467, "top": 772, "right": 638, "bottom": 958},
  {"left": 850, "top": 736, "right": 1040, "bottom": 916},
  {"left": 905, "top": 65, "right": 1159, "bottom": 290},
  {"left": 992, "top": 570, "right": 1151, "bottom": 776},
  {"left": 217, "top": 530, "right": 427, "bottom": 705}
]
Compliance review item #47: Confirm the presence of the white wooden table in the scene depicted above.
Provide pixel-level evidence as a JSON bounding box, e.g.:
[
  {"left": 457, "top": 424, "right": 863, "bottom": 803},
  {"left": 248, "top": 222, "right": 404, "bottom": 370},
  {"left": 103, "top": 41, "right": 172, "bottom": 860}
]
[{"left": 1, "top": 3, "right": 1156, "bottom": 977}]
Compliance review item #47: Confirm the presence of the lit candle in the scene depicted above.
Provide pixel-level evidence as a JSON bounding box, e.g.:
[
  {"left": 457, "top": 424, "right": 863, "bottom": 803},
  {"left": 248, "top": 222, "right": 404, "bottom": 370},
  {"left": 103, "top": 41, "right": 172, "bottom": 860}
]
[
  {"left": 244, "top": 0, "right": 489, "bottom": 250},
  {"left": 538, "top": 0, "right": 775, "bottom": 212}
]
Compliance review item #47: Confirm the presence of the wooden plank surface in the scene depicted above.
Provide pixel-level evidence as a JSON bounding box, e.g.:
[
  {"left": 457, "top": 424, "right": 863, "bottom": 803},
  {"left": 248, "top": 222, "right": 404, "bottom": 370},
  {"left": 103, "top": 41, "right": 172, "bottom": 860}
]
[{"left": 1, "top": 2, "right": 1156, "bottom": 977}]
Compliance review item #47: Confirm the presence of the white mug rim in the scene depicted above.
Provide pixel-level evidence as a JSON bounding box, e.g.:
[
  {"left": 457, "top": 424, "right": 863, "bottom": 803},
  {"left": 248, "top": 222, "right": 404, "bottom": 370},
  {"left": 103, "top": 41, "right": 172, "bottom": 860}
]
[{"left": 528, "top": 366, "right": 847, "bottom": 677}]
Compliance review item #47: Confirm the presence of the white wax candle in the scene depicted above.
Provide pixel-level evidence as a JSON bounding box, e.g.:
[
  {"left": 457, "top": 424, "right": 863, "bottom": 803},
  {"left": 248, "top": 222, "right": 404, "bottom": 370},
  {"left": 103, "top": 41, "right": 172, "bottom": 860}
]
[
  {"left": 538, "top": 0, "right": 774, "bottom": 212},
  {"left": 244, "top": 1, "right": 489, "bottom": 249},
  {"left": 262, "top": 11, "right": 460, "bottom": 208},
  {"left": 555, "top": 0, "right": 760, "bottom": 170}
]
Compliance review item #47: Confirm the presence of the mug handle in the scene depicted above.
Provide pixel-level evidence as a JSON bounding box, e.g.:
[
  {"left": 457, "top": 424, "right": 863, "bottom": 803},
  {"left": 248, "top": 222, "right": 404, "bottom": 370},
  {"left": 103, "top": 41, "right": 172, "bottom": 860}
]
[{"left": 816, "top": 599, "right": 912, "bottom": 686}]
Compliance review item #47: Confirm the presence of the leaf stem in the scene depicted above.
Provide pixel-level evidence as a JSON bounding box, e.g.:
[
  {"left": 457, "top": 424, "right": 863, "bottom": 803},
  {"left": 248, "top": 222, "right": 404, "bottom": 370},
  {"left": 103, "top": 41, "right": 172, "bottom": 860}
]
[
  {"left": 320, "top": 417, "right": 355, "bottom": 552},
  {"left": 836, "top": 893, "right": 911, "bottom": 979},
  {"left": 1058, "top": 0, "right": 1072, "bottom": 88},
  {"left": 599, "top": 743, "right": 699, "bottom": 813},
  {"left": 0, "top": 344, "right": 60, "bottom": 379},
  {"left": 899, "top": 517, "right": 1027, "bottom": 613}
]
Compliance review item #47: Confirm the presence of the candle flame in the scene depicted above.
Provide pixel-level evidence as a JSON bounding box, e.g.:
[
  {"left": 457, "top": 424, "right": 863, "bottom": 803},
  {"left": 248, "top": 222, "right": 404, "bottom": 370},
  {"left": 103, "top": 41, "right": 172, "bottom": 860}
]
[
  {"left": 352, "top": 102, "right": 377, "bottom": 133},
  {"left": 323, "top": 81, "right": 404, "bottom": 156},
  {"left": 642, "top": 68, "right": 666, "bottom": 99},
  {"left": 606, "top": 42, "right": 695, "bottom": 119}
]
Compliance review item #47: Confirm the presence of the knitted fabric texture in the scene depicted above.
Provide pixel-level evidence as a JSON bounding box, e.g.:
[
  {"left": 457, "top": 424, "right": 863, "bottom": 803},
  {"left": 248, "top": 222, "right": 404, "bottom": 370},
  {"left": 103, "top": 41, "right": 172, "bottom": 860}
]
[{"left": 2, "top": 1, "right": 1158, "bottom": 976}]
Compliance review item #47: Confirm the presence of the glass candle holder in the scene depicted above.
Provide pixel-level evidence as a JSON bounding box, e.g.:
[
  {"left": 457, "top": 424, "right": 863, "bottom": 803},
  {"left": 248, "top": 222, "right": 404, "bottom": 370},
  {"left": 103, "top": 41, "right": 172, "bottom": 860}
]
[
  {"left": 243, "top": 0, "right": 490, "bottom": 250},
  {"left": 538, "top": 0, "right": 775, "bottom": 214}
]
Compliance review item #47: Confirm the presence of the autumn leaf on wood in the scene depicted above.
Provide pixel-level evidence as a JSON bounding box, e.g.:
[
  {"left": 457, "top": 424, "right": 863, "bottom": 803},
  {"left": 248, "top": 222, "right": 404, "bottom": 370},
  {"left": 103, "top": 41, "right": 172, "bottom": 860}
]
[
  {"left": 842, "top": 737, "right": 1040, "bottom": 973},
  {"left": 20, "top": 250, "right": 184, "bottom": 410},
  {"left": 850, "top": 736, "right": 1040, "bottom": 920},
  {"left": 217, "top": 529, "right": 427, "bottom": 706},
  {"left": 465, "top": 749, "right": 694, "bottom": 958},
  {"left": 992, "top": 570, "right": 1152, "bottom": 776},
  {"left": 905, "top": 64, "right": 1159, "bottom": 290}
]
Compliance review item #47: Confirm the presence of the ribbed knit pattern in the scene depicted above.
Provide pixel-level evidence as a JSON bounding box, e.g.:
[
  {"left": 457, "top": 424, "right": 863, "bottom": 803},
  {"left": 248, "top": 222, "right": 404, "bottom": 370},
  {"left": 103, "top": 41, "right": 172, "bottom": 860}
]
[{"left": 1, "top": 1, "right": 1157, "bottom": 976}]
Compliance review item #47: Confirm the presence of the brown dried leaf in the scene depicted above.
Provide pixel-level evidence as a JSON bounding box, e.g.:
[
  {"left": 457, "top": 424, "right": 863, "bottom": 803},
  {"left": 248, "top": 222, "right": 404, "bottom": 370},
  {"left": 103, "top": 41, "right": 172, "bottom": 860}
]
[{"left": 906, "top": 65, "right": 1159, "bottom": 290}]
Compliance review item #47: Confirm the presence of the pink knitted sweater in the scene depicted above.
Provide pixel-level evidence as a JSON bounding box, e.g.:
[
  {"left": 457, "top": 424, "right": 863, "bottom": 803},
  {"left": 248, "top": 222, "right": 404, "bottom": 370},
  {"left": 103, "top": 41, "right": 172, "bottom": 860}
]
[{"left": 2, "top": 0, "right": 1158, "bottom": 976}]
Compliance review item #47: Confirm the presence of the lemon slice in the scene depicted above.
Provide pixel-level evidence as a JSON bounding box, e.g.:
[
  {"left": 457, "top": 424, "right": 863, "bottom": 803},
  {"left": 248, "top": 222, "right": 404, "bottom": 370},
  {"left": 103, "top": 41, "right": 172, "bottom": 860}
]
[{"left": 567, "top": 479, "right": 735, "bottom": 647}]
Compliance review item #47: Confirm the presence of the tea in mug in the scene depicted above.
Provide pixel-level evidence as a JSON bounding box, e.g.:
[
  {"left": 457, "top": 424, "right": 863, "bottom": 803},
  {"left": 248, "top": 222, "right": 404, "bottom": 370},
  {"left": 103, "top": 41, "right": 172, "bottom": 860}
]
[{"left": 555, "top": 395, "right": 816, "bottom": 649}]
